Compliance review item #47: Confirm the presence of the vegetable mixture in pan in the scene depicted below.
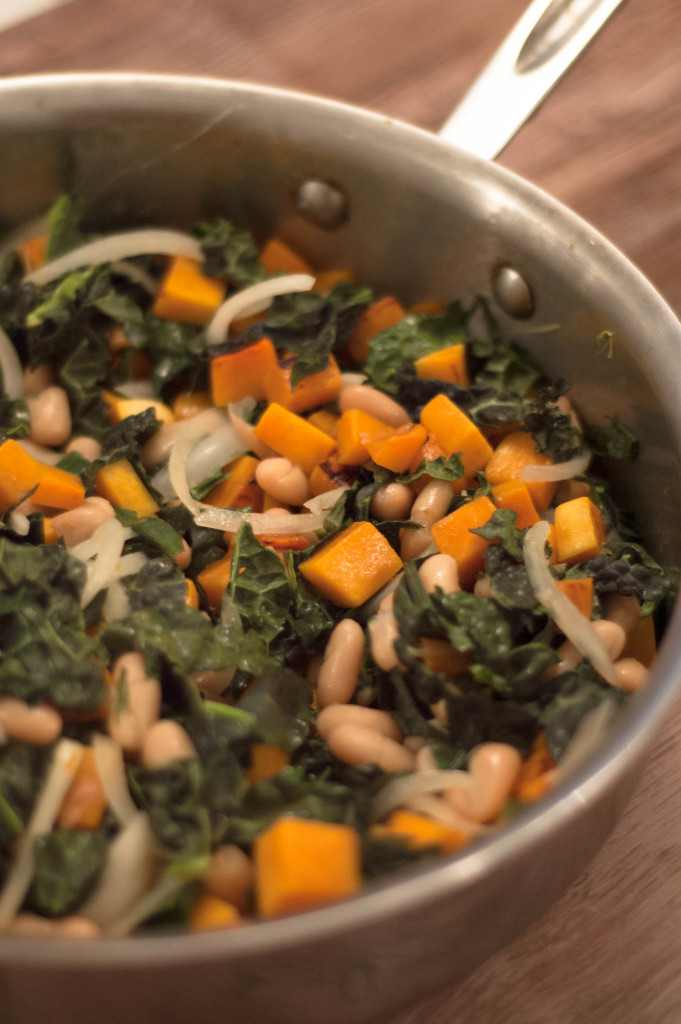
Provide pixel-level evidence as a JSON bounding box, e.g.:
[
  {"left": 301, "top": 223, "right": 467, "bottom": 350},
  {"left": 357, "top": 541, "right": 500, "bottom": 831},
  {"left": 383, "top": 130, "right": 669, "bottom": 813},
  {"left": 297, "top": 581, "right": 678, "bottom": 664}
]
[{"left": 0, "top": 197, "right": 671, "bottom": 938}]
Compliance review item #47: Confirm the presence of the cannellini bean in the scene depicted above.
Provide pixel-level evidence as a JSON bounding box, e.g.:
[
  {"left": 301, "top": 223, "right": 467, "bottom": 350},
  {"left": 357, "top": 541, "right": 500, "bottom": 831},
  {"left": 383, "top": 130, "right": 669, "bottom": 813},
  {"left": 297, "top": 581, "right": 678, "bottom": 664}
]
[
  {"left": 613, "top": 657, "right": 649, "bottom": 693},
  {"left": 203, "top": 845, "right": 254, "bottom": 911},
  {"left": 327, "top": 723, "right": 415, "bottom": 773},
  {"left": 55, "top": 916, "right": 102, "bottom": 940},
  {"left": 6, "top": 914, "right": 101, "bottom": 939},
  {"left": 316, "top": 703, "right": 403, "bottom": 742},
  {"left": 546, "top": 619, "right": 627, "bottom": 680},
  {"left": 49, "top": 496, "right": 115, "bottom": 547},
  {"left": 445, "top": 743, "right": 521, "bottom": 823},
  {"left": 108, "top": 652, "right": 162, "bottom": 755},
  {"left": 174, "top": 538, "right": 192, "bottom": 571},
  {"left": 367, "top": 593, "right": 401, "bottom": 672},
  {"left": 317, "top": 619, "right": 366, "bottom": 708},
  {"left": 338, "top": 384, "right": 410, "bottom": 427},
  {"left": 189, "top": 668, "right": 236, "bottom": 698},
  {"left": 22, "top": 364, "right": 55, "bottom": 397},
  {"left": 27, "top": 385, "right": 72, "bottom": 447},
  {"left": 0, "top": 698, "right": 62, "bottom": 745},
  {"left": 473, "top": 576, "right": 494, "bottom": 599},
  {"left": 418, "top": 553, "right": 460, "bottom": 594},
  {"left": 602, "top": 594, "right": 641, "bottom": 635},
  {"left": 64, "top": 436, "right": 102, "bottom": 461},
  {"left": 415, "top": 744, "right": 438, "bottom": 771},
  {"left": 140, "top": 419, "right": 186, "bottom": 468},
  {"left": 142, "top": 719, "right": 198, "bottom": 768},
  {"left": 255, "top": 457, "right": 310, "bottom": 506},
  {"left": 401, "top": 478, "right": 452, "bottom": 560},
  {"left": 370, "top": 482, "right": 414, "bottom": 521}
]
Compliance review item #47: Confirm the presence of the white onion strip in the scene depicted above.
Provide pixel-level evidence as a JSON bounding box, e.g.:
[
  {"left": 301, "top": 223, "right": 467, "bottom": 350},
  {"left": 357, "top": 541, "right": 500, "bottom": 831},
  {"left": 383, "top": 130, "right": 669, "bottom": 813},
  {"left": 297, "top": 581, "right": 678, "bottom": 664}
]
[
  {"left": 92, "top": 733, "right": 138, "bottom": 827},
  {"left": 523, "top": 521, "right": 616, "bottom": 684},
  {"left": 372, "top": 768, "right": 471, "bottom": 821},
  {"left": 303, "top": 486, "right": 348, "bottom": 515},
  {"left": 106, "top": 874, "right": 185, "bottom": 939},
  {"left": 520, "top": 449, "right": 591, "bottom": 482},
  {"left": 25, "top": 230, "right": 204, "bottom": 287},
  {"left": 205, "top": 273, "right": 315, "bottom": 347},
  {"left": 0, "top": 326, "right": 23, "bottom": 399},
  {"left": 80, "top": 812, "right": 161, "bottom": 930},
  {"left": 0, "top": 739, "right": 84, "bottom": 930}
]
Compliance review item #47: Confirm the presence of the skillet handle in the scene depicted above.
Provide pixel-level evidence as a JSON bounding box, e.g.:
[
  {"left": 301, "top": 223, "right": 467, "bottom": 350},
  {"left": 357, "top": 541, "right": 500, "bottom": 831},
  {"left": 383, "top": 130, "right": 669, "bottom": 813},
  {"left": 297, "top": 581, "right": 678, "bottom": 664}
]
[{"left": 439, "top": 0, "right": 627, "bottom": 160}]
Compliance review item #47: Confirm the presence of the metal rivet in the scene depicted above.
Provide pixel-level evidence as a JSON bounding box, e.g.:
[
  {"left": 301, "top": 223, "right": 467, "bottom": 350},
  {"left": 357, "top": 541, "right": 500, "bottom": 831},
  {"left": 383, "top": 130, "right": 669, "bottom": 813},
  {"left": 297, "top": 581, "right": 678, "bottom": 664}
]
[
  {"left": 492, "top": 265, "right": 534, "bottom": 318},
  {"left": 296, "top": 179, "right": 349, "bottom": 229}
]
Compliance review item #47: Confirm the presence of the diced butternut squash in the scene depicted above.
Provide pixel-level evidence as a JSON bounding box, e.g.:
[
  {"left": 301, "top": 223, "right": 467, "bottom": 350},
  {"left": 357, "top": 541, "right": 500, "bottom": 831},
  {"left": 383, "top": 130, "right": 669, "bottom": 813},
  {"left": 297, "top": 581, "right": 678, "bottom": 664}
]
[
  {"left": 621, "top": 614, "right": 657, "bottom": 667},
  {"left": 511, "top": 734, "right": 557, "bottom": 804},
  {"left": 556, "top": 577, "right": 594, "bottom": 619},
  {"left": 346, "top": 296, "right": 406, "bottom": 364},
  {"left": 102, "top": 390, "right": 174, "bottom": 428},
  {"left": 196, "top": 551, "right": 233, "bottom": 611},
  {"left": 94, "top": 459, "right": 159, "bottom": 517},
  {"left": 57, "top": 748, "right": 107, "bottom": 830},
  {"left": 363, "top": 422, "right": 428, "bottom": 474},
  {"left": 382, "top": 809, "right": 470, "bottom": 854},
  {"left": 190, "top": 892, "right": 242, "bottom": 932},
  {"left": 419, "top": 394, "right": 493, "bottom": 479},
  {"left": 185, "top": 578, "right": 200, "bottom": 609},
  {"left": 210, "top": 337, "right": 278, "bottom": 406},
  {"left": 204, "top": 454, "right": 262, "bottom": 511},
  {"left": 18, "top": 234, "right": 47, "bottom": 272},
  {"left": 335, "top": 407, "right": 392, "bottom": 466},
  {"left": 307, "top": 410, "right": 340, "bottom": 439},
  {"left": 313, "top": 269, "right": 355, "bottom": 292},
  {"left": 253, "top": 403, "right": 336, "bottom": 475},
  {"left": 0, "top": 439, "right": 85, "bottom": 512},
  {"left": 308, "top": 457, "right": 356, "bottom": 497},
  {"left": 151, "top": 255, "right": 227, "bottom": 326},
  {"left": 264, "top": 355, "right": 343, "bottom": 414},
  {"left": 491, "top": 479, "right": 540, "bottom": 530},
  {"left": 430, "top": 495, "right": 496, "bottom": 590},
  {"left": 415, "top": 638, "right": 471, "bottom": 676},
  {"left": 299, "top": 521, "right": 403, "bottom": 607},
  {"left": 407, "top": 300, "right": 447, "bottom": 316},
  {"left": 484, "top": 431, "right": 556, "bottom": 511},
  {"left": 259, "top": 238, "right": 312, "bottom": 276},
  {"left": 172, "top": 390, "right": 213, "bottom": 420},
  {"left": 247, "top": 743, "right": 291, "bottom": 784},
  {"left": 254, "top": 816, "right": 361, "bottom": 918},
  {"left": 414, "top": 343, "right": 469, "bottom": 386},
  {"left": 553, "top": 496, "right": 606, "bottom": 564}
]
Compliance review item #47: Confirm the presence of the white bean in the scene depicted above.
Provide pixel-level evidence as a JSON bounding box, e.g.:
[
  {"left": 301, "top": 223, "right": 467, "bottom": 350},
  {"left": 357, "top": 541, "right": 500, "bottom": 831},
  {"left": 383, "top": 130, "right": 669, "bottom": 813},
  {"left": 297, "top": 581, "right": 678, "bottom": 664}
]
[
  {"left": 50, "top": 496, "right": 115, "bottom": 547},
  {"left": 174, "top": 538, "right": 192, "bottom": 571},
  {"left": 370, "top": 482, "right": 414, "bottom": 521},
  {"left": 418, "top": 553, "right": 460, "bottom": 594},
  {"left": 401, "top": 479, "right": 452, "bottom": 560},
  {"left": 473, "top": 577, "right": 494, "bottom": 599},
  {"left": 0, "top": 698, "right": 62, "bottom": 745},
  {"left": 65, "top": 436, "right": 103, "bottom": 462},
  {"left": 203, "top": 845, "right": 254, "bottom": 911},
  {"left": 445, "top": 743, "right": 521, "bottom": 823},
  {"left": 108, "top": 652, "right": 162, "bottom": 755},
  {"left": 327, "top": 723, "right": 415, "bottom": 773},
  {"left": 27, "top": 385, "right": 72, "bottom": 447},
  {"left": 546, "top": 619, "right": 627, "bottom": 680},
  {"left": 142, "top": 719, "right": 197, "bottom": 768},
  {"left": 602, "top": 594, "right": 641, "bottom": 635},
  {"left": 367, "top": 593, "right": 401, "bottom": 671},
  {"left": 22, "top": 364, "right": 55, "bottom": 397},
  {"left": 317, "top": 619, "right": 366, "bottom": 708},
  {"left": 339, "top": 384, "right": 411, "bottom": 427},
  {"left": 613, "top": 657, "right": 649, "bottom": 693},
  {"left": 316, "top": 703, "right": 403, "bottom": 742},
  {"left": 255, "top": 457, "right": 310, "bottom": 506}
]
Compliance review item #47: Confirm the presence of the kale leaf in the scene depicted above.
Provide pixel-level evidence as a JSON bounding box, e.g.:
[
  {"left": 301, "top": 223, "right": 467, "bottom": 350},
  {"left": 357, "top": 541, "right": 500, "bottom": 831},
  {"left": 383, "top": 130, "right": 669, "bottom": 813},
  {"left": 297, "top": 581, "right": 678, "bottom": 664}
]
[
  {"left": 584, "top": 416, "right": 639, "bottom": 460},
  {"left": 27, "top": 828, "right": 107, "bottom": 917},
  {"left": 193, "top": 218, "right": 265, "bottom": 286}
]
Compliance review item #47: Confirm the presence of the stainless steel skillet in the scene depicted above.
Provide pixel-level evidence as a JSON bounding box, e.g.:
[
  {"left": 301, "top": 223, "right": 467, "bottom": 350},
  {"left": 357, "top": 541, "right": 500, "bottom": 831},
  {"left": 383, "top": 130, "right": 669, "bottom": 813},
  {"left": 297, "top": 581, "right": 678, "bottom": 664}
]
[{"left": 0, "top": 3, "right": 680, "bottom": 1022}]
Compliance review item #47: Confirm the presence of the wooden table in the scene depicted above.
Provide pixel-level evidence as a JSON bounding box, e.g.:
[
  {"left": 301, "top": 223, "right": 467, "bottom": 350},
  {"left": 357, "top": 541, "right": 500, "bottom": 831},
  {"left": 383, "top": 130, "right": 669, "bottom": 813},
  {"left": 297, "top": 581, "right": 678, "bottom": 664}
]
[{"left": 2, "top": 1, "right": 681, "bottom": 1021}]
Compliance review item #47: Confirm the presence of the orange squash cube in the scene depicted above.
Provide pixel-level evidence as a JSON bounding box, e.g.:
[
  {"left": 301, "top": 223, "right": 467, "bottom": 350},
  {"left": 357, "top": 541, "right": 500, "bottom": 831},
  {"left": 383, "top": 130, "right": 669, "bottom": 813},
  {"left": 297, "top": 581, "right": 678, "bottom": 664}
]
[
  {"left": 204, "top": 455, "right": 262, "bottom": 511},
  {"left": 553, "top": 496, "right": 606, "bottom": 564},
  {"left": 556, "top": 577, "right": 594, "bottom": 619},
  {"left": 621, "top": 614, "right": 657, "bottom": 667},
  {"left": 382, "top": 810, "right": 470, "bottom": 854},
  {"left": 190, "top": 892, "right": 242, "bottom": 932},
  {"left": 346, "top": 296, "right": 406, "bottom": 364},
  {"left": 247, "top": 743, "right": 291, "bottom": 785},
  {"left": 152, "top": 256, "right": 227, "bottom": 326},
  {"left": 419, "top": 394, "right": 493, "bottom": 479},
  {"left": 210, "top": 337, "right": 279, "bottom": 406},
  {"left": 414, "top": 343, "right": 469, "bottom": 386},
  {"left": 484, "top": 431, "right": 556, "bottom": 512},
  {"left": 363, "top": 422, "right": 428, "bottom": 474},
  {"left": 196, "top": 551, "right": 233, "bottom": 611},
  {"left": 491, "top": 479, "right": 540, "bottom": 530},
  {"left": 430, "top": 495, "right": 496, "bottom": 590},
  {"left": 299, "top": 520, "right": 403, "bottom": 607},
  {"left": 252, "top": 403, "right": 336, "bottom": 475},
  {"left": 264, "top": 355, "right": 343, "bottom": 414},
  {"left": 335, "top": 407, "right": 392, "bottom": 466},
  {"left": 254, "top": 816, "right": 361, "bottom": 918},
  {"left": 102, "top": 391, "right": 174, "bottom": 428},
  {"left": 94, "top": 459, "right": 159, "bottom": 517},
  {"left": 259, "top": 238, "right": 312, "bottom": 276},
  {"left": 0, "top": 439, "right": 85, "bottom": 512}
]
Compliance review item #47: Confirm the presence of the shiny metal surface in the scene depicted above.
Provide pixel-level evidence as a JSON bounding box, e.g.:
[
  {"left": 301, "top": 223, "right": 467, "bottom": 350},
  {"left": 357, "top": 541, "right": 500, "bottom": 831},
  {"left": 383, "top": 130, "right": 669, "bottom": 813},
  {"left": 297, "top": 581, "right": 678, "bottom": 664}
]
[
  {"left": 440, "top": 0, "right": 628, "bottom": 158},
  {"left": 0, "top": 73, "right": 680, "bottom": 1024}
]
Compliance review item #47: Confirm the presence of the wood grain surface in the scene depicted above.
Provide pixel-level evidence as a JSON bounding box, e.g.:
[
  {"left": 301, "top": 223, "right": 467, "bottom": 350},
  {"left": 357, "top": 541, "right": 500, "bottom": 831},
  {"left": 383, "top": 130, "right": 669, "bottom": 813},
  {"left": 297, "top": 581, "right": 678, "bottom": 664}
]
[{"left": 1, "top": 2, "right": 680, "bottom": 1022}]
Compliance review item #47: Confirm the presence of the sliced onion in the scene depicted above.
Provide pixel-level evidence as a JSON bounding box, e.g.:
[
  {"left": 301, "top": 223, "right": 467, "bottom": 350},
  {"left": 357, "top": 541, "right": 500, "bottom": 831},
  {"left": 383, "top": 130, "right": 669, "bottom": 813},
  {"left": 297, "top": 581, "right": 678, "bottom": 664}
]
[
  {"left": 523, "top": 521, "right": 616, "bottom": 684},
  {"left": 228, "top": 399, "right": 277, "bottom": 459},
  {"left": 25, "top": 229, "right": 203, "bottom": 287},
  {"left": 106, "top": 874, "right": 185, "bottom": 938},
  {"left": 109, "top": 259, "right": 158, "bottom": 294},
  {"left": 0, "top": 326, "right": 23, "bottom": 400},
  {"left": 0, "top": 739, "right": 84, "bottom": 929},
  {"left": 185, "top": 422, "right": 244, "bottom": 489},
  {"left": 520, "top": 449, "right": 591, "bottom": 482},
  {"left": 340, "top": 372, "right": 367, "bottom": 388},
  {"left": 115, "top": 379, "right": 157, "bottom": 399},
  {"left": 303, "top": 486, "right": 348, "bottom": 515},
  {"left": 7, "top": 511, "right": 30, "bottom": 536},
  {"left": 80, "top": 812, "right": 161, "bottom": 930},
  {"left": 408, "top": 794, "right": 487, "bottom": 836},
  {"left": 205, "top": 273, "right": 315, "bottom": 347},
  {"left": 555, "top": 696, "right": 619, "bottom": 779},
  {"left": 92, "top": 733, "right": 138, "bottom": 827},
  {"left": 372, "top": 768, "right": 471, "bottom": 821},
  {"left": 194, "top": 505, "right": 329, "bottom": 536}
]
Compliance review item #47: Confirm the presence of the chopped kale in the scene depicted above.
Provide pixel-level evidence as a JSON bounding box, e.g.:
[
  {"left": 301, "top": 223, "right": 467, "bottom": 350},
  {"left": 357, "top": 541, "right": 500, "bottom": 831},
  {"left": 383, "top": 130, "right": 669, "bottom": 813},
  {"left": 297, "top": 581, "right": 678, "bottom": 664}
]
[{"left": 27, "top": 828, "right": 107, "bottom": 917}]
